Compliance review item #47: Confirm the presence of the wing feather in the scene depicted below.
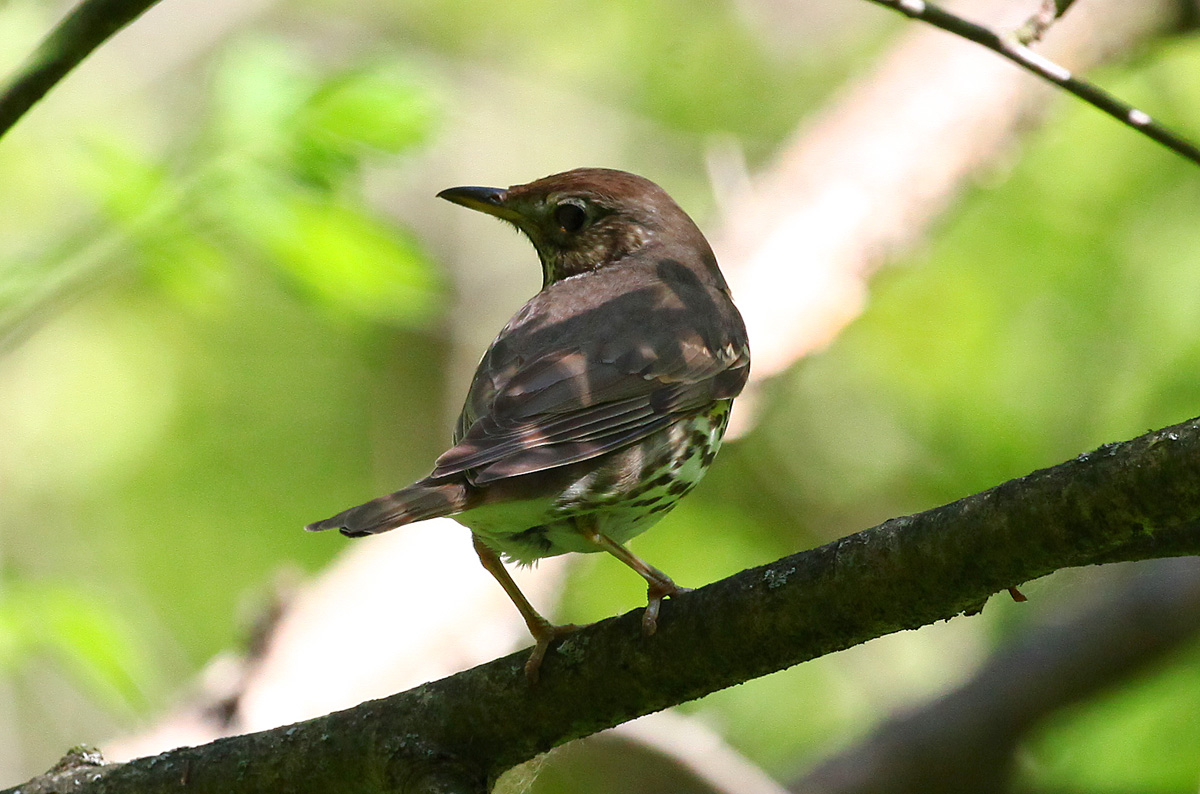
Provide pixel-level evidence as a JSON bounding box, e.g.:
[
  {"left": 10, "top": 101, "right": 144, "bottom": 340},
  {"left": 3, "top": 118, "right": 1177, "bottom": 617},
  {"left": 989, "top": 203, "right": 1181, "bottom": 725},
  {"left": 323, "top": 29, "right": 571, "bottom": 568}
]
[{"left": 432, "top": 265, "right": 749, "bottom": 484}]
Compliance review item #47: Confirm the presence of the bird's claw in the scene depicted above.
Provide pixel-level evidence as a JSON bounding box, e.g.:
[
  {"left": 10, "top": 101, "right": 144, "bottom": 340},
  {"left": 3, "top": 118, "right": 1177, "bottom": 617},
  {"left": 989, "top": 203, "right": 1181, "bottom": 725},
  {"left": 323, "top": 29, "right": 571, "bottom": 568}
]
[
  {"left": 642, "top": 581, "right": 692, "bottom": 636},
  {"left": 524, "top": 621, "right": 583, "bottom": 683}
]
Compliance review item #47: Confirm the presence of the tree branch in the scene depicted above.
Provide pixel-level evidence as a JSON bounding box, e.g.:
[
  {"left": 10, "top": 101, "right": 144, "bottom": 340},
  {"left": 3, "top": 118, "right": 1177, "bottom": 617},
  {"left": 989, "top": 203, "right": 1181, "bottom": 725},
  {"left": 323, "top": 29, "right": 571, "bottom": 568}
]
[
  {"left": 0, "top": 0, "right": 164, "bottom": 141},
  {"left": 719, "top": 0, "right": 1191, "bottom": 407},
  {"left": 795, "top": 557, "right": 1200, "bottom": 794},
  {"left": 1014, "top": 0, "right": 1081, "bottom": 44},
  {"left": 9, "top": 415, "right": 1200, "bottom": 793},
  {"left": 863, "top": 0, "right": 1200, "bottom": 166}
]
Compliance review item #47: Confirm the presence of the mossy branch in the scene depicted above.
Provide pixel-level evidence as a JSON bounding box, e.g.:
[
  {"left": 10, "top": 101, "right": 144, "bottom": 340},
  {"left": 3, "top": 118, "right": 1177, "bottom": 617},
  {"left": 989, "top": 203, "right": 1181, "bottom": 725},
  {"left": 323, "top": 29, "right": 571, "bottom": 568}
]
[{"left": 9, "top": 415, "right": 1200, "bottom": 794}]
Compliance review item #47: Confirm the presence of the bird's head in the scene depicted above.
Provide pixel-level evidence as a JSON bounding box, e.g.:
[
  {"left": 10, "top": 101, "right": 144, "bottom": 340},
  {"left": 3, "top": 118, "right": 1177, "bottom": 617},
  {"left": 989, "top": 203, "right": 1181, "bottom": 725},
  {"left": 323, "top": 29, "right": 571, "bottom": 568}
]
[{"left": 438, "top": 168, "right": 715, "bottom": 287}]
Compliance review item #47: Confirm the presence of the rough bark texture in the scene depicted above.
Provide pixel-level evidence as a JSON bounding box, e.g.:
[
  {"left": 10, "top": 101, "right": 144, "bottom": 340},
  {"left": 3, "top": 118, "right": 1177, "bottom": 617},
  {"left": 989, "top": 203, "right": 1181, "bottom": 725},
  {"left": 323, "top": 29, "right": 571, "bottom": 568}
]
[
  {"left": 9, "top": 416, "right": 1200, "bottom": 794},
  {"left": 795, "top": 556, "right": 1200, "bottom": 794}
]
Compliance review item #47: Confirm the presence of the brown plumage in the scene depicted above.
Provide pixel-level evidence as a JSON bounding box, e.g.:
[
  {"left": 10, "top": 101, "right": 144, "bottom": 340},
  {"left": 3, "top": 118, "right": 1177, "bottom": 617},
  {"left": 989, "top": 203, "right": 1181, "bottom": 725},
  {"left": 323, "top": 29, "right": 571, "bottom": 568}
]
[{"left": 307, "top": 168, "right": 749, "bottom": 679}]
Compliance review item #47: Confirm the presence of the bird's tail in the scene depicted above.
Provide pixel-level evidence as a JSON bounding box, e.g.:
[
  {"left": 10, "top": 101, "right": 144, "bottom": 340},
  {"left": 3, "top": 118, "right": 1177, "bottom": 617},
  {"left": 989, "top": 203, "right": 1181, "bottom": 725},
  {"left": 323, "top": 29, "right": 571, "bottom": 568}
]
[{"left": 305, "top": 480, "right": 471, "bottom": 537}]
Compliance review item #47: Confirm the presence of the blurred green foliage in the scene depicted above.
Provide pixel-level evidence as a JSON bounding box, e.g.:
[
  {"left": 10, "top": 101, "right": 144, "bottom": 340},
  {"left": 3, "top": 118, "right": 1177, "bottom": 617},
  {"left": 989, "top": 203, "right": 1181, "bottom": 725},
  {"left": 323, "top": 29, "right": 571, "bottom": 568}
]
[
  {"left": 0, "top": 580, "right": 154, "bottom": 714},
  {"left": 0, "top": 0, "right": 1199, "bottom": 791},
  {"left": 0, "top": 3, "right": 447, "bottom": 773},
  {"left": 390, "top": 0, "right": 871, "bottom": 157}
]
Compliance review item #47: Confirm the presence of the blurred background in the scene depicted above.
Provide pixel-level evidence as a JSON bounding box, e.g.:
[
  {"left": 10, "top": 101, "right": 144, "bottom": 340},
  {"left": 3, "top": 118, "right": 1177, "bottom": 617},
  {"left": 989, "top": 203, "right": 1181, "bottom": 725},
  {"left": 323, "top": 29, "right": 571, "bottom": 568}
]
[{"left": 1, "top": 0, "right": 1199, "bottom": 791}]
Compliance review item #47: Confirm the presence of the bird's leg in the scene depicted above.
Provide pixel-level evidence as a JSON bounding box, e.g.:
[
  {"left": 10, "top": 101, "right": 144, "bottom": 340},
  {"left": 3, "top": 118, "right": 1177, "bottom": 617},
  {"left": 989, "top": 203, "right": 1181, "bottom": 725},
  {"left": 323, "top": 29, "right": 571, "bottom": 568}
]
[
  {"left": 471, "top": 534, "right": 579, "bottom": 682},
  {"left": 578, "top": 524, "right": 691, "bottom": 636}
]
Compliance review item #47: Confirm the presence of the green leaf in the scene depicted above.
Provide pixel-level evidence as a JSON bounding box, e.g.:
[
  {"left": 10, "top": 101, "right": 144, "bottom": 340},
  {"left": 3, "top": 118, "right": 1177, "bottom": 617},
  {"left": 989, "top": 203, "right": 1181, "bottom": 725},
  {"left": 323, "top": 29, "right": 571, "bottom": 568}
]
[
  {"left": 210, "top": 38, "right": 316, "bottom": 154},
  {"left": 0, "top": 583, "right": 154, "bottom": 713},
  {"left": 78, "top": 137, "right": 233, "bottom": 309},
  {"left": 301, "top": 67, "right": 440, "bottom": 155},
  {"left": 219, "top": 177, "right": 443, "bottom": 327}
]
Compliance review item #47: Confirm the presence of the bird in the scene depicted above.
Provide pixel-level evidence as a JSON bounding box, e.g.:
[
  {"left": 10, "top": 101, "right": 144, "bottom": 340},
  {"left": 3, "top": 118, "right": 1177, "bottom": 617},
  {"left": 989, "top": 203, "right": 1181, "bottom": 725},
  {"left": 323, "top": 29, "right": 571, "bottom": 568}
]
[{"left": 307, "top": 167, "right": 750, "bottom": 680}]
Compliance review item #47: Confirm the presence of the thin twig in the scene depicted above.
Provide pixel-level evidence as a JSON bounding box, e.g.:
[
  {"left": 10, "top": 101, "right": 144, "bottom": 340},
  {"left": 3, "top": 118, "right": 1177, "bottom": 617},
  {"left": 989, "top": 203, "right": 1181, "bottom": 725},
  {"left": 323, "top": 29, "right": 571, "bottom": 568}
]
[
  {"left": 0, "top": 0, "right": 164, "bottom": 141},
  {"left": 864, "top": 0, "right": 1200, "bottom": 167},
  {"left": 719, "top": 0, "right": 1184, "bottom": 399},
  {"left": 1014, "top": 0, "right": 1081, "bottom": 44}
]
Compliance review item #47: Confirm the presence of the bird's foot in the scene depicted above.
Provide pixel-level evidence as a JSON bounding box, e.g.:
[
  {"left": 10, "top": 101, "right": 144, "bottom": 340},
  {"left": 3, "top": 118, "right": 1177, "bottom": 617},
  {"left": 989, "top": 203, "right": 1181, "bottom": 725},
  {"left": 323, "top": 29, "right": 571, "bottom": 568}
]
[
  {"left": 524, "top": 619, "right": 585, "bottom": 683},
  {"left": 642, "top": 578, "right": 692, "bottom": 636},
  {"left": 574, "top": 525, "right": 692, "bottom": 635}
]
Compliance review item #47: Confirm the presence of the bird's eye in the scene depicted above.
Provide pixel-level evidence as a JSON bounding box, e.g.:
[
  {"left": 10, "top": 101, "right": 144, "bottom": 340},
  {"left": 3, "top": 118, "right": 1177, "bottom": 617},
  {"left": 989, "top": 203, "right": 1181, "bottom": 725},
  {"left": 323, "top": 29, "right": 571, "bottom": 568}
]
[{"left": 554, "top": 202, "right": 587, "bottom": 233}]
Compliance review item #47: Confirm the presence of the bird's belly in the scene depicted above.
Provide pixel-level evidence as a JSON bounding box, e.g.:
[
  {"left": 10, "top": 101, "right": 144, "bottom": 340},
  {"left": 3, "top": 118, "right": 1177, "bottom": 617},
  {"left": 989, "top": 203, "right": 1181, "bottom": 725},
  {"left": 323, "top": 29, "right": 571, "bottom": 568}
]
[{"left": 454, "top": 402, "right": 731, "bottom": 565}]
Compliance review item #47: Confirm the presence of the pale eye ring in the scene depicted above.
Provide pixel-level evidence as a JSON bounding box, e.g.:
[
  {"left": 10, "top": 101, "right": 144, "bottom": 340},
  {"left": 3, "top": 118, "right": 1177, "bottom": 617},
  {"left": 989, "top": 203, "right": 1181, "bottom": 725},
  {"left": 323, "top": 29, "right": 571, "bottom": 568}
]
[{"left": 554, "top": 202, "right": 587, "bottom": 233}]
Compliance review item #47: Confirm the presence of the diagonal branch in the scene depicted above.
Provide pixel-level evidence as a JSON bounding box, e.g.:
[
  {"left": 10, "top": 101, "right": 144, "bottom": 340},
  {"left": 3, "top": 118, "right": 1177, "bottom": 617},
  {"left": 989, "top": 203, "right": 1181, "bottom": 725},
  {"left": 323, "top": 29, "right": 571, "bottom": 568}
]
[
  {"left": 795, "top": 557, "right": 1200, "bottom": 794},
  {"left": 862, "top": 0, "right": 1200, "bottom": 166},
  {"left": 0, "top": 0, "right": 164, "bottom": 141},
  {"left": 9, "top": 415, "right": 1200, "bottom": 794},
  {"left": 719, "top": 0, "right": 1191, "bottom": 402}
]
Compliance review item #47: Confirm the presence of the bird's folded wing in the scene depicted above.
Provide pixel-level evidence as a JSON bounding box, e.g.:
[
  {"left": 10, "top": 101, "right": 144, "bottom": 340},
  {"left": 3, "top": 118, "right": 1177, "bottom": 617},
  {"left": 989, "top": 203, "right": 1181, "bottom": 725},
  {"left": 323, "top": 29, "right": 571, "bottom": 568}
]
[{"left": 431, "top": 338, "right": 748, "bottom": 484}]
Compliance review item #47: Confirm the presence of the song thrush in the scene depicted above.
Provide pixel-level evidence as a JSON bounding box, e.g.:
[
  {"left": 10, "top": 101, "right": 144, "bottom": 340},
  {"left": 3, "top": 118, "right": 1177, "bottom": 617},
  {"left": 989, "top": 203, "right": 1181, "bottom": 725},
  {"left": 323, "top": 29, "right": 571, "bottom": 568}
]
[{"left": 307, "top": 168, "right": 750, "bottom": 679}]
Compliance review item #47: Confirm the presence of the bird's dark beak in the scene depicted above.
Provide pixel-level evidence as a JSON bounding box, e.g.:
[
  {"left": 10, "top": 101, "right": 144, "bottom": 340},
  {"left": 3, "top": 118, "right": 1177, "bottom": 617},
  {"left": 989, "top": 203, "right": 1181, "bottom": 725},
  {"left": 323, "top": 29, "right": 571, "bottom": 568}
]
[{"left": 437, "top": 185, "right": 518, "bottom": 221}]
